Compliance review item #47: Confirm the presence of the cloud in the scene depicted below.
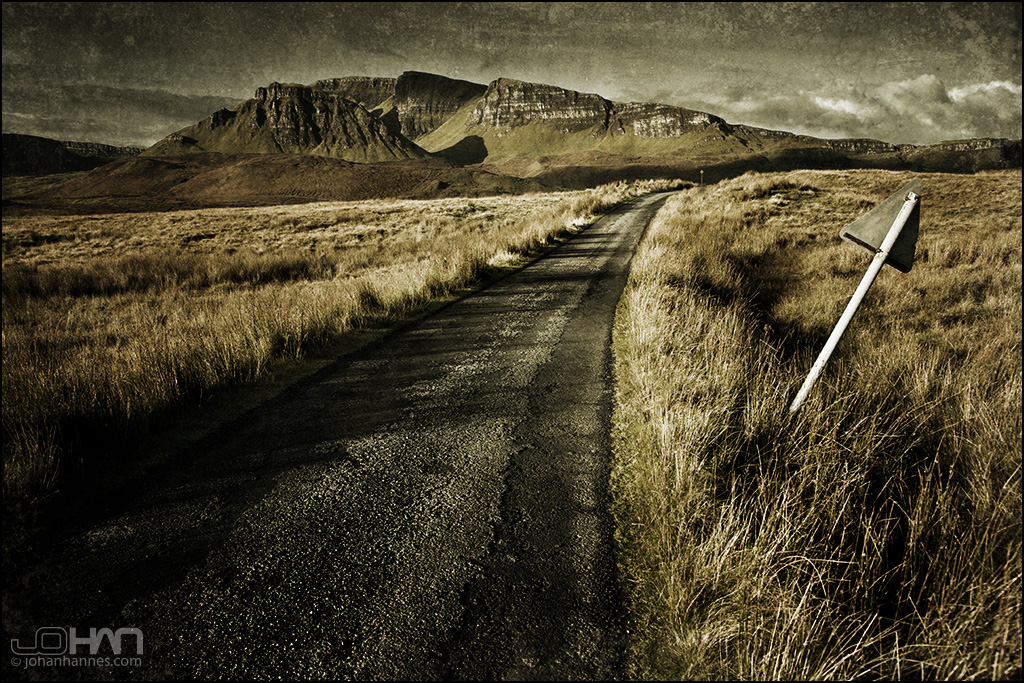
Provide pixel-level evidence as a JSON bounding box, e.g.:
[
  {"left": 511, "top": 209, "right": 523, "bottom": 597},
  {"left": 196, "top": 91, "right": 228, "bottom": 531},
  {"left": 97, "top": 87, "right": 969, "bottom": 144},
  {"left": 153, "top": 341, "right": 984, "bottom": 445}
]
[
  {"left": 812, "top": 97, "right": 877, "bottom": 119},
  {"left": 864, "top": 76, "right": 1021, "bottom": 143},
  {"left": 876, "top": 74, "right": 953, "bottom": 112},
  {"left": 949, "top": 80, "right": 1024, "bottom": 102},
  {"left": 676, "top": 74, "right": 1022, "bottom": 146}
]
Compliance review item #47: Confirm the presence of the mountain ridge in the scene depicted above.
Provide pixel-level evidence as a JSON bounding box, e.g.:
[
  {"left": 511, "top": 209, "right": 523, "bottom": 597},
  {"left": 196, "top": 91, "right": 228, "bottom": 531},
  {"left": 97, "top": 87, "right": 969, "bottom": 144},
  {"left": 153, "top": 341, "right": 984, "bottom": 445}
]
[
  {"left": 142, "top": 81, "right": 428, "bottom": 163},
  {"left": 4, "top": 71, "right": 1019, "bottom": 212},
  {"left": 138, "top": 70, "right": 1018, "bottom": 177},
  {"left": 2, "top": 133, "right": 144, "bottom": 177}
]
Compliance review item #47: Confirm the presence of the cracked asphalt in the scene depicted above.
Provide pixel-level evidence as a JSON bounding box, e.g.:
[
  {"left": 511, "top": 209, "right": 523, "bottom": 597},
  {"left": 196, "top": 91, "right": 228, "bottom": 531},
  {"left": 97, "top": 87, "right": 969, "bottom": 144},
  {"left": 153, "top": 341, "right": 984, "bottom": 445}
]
[{"left": 3, "top": 191, "right": 672, "bottom": 680}]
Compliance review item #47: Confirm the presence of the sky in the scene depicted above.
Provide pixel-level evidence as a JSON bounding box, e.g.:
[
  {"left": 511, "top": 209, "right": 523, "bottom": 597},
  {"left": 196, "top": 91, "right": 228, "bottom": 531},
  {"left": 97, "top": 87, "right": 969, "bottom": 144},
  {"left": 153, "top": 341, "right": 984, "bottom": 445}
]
[{"left": 2, "top": 2, "right": 1021, "bottom": 149}]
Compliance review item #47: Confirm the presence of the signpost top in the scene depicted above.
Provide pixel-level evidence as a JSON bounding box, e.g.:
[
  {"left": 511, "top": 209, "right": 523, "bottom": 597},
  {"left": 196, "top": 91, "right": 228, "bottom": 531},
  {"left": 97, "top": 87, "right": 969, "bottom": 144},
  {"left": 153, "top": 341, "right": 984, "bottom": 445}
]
[{"left": 840, "top": 179, "right": 921, "bottom": 273}]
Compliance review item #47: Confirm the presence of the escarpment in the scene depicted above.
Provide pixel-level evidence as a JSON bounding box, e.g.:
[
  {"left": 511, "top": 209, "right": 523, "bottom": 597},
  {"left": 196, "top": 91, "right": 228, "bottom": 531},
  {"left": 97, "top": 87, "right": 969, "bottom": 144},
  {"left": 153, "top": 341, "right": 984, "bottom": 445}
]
[
  {"left": 134, "top": 71, "right": 1020, "bottom": 178},
  {"left": 610, "top": 102, "right": 727, "bottom": 138},
  {"left": 310, "top": 77, "right": 397, "bottom": 111},
  {"left": 394, "top": 71, "right": 488, "bottom": 139},
  {"left": 144, "top": 82, "right": 427, "bottom": 162},
  {"left": 471, "top": 79, "right": 612, "bottom": 133}
]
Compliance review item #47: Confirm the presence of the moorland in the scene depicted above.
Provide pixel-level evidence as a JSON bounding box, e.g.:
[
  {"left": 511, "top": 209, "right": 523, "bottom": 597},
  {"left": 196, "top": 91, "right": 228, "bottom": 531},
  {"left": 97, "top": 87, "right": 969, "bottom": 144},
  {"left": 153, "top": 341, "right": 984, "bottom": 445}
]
[
  {"left": 2, "top": 69, "right": 1020, "bottom": 679},
  {"left": 612, "top": 168, "right": 1021, "bottom": 679}
]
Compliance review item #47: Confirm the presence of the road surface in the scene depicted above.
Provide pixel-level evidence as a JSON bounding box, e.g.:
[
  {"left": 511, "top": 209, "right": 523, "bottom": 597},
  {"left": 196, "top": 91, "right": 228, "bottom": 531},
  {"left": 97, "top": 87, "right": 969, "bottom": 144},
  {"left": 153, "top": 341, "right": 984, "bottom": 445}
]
[{"left": 4, "top": 191, "right": 673, "bottom": 680}]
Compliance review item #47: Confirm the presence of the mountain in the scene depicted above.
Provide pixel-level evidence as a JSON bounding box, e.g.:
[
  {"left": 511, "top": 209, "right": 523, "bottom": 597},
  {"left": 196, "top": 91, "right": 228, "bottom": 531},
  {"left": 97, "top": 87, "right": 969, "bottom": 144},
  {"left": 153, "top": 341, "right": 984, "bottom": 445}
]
[
  {"left": 142, "top": 71, "right": 1020, "bottom": 182},
  {"left": 142, "top": 81, "right": 428, "bottom": 163},
  {"left": 416, "top": 77, "right": 1020, "bottom": 184},
  {"left": 2, "top": 133, "right": 144, "bottom": 176},
  {"left": 5, "top": 72, "right": 1019, "bottom": 213},
  {"left": 392, "top": 71, "right": 489, "bottom": 140}
]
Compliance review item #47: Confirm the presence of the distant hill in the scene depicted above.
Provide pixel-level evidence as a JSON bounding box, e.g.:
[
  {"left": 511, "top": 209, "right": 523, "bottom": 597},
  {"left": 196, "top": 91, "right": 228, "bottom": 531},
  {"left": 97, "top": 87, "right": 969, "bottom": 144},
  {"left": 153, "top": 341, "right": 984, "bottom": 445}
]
[
  {"left": 5, "top": 71, "right": 1019, "bottom": 212},
  {"left": 413, "top": 76, "right": 1020, "bottom": 184},
  {"left": 2, "top": 133, "right": 143, "bottom": 176},
  {"left": 1, "top": 153, "right": 545, "bottom": 215},
  {"left": 137, "top": 71, "right": 1019, "bottom": 184},
  {"left": 142, "top": 81, "right": 430, "bottom": 163}
]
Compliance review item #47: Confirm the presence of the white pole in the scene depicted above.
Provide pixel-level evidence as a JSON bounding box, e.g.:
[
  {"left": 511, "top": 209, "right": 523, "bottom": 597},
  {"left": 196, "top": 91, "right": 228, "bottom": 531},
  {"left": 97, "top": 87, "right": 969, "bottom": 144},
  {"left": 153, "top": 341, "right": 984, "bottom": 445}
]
[{"left": 789, "top": 191, "right": 919, "bottom": 414}]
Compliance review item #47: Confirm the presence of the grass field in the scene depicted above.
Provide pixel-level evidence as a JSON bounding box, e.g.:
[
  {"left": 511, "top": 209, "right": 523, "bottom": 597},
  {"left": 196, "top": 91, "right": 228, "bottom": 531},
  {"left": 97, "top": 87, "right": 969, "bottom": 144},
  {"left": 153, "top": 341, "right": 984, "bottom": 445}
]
[
  {"left": 3, "top": 166, "right": 1020, "bottom": 679},
  {"left": 611, "top": 169, "right": 1021, "bottom": 679},
  {"left": 1, "top": 179, "right": 681, "bottom": 499}
]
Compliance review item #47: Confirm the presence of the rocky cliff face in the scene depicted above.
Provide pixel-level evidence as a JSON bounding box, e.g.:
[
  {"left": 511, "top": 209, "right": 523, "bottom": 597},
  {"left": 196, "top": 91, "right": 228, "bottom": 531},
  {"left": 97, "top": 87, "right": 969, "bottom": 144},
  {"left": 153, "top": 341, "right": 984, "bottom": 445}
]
[
  {"left": 610, "top": 102, "right": 727, "bottom": 138},
  {"left": 248, "top": 82, "right": 392, "bottom": 153},
  {"left": 139, "top": 71, "right": 1020, "bottom": 176},
  {"left": 472, "top": 79, "right": 611, "bottom": 133},
  {"left": 144, "top": 82, "right": 427, "bottom": 162},
  {"left": 310, "top": 77, "right": 397, "bottom": 111},
  {"left": 61, "top": 140, "right": 145, "bottom": 159},
  {"left": 468, "top": 79, "right": 733, "bottom": 139},
  {"left": 824, "top": 138, "right": 904, "bottom": 154},
  {"left": 395, "top": 71, "right": 487, "bottom": 139},
  {"left": 924, "top": 138, "right": 1014, "bottom": 152},
  {"left": 905, "top": 137, "right": 1022, "bottom": 172}
]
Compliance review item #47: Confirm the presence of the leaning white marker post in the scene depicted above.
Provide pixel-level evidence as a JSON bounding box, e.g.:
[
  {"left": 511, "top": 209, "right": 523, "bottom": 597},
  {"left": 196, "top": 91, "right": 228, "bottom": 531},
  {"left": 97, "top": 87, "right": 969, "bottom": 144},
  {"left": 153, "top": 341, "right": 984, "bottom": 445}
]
[{"left": 789, "top": 180, "right": 922, "bottom": 413}]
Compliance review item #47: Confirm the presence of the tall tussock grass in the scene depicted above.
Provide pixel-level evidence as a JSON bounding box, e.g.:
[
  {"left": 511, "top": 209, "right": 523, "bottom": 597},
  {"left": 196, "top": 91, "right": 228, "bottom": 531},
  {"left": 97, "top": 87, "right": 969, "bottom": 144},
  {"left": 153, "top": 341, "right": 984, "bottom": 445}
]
[
  {"left": 612, "top": 169, "right": 1021, "bottom": 679},
  {"left": 3, "top": 179, "right": 682, "bottom": 499}
]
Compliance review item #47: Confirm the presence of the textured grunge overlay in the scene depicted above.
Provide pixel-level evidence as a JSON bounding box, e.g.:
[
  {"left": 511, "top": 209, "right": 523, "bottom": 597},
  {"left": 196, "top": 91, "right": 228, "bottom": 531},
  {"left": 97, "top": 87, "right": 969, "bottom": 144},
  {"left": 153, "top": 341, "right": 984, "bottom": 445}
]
[{"left": 2, "top": 2, "right": 1020, "bottom": 148}]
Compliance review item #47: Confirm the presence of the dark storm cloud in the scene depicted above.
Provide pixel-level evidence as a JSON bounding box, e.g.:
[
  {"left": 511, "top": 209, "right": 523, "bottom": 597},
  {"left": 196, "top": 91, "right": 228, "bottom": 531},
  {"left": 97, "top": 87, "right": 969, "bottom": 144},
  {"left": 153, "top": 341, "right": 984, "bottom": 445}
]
[{"left": 2, "top": 2, "right": 1020, "bottom": 147}]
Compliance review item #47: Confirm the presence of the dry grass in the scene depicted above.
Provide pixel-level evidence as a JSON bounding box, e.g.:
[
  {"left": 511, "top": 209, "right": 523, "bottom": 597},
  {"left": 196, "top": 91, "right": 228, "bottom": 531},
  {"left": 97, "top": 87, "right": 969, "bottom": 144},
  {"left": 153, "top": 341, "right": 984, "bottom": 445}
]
[
  {"left": 2, "top": 179, "right": 684, "bottom": 498},
  {"left": 612, "top": 169, "right": 1021, "bottom": 679}
]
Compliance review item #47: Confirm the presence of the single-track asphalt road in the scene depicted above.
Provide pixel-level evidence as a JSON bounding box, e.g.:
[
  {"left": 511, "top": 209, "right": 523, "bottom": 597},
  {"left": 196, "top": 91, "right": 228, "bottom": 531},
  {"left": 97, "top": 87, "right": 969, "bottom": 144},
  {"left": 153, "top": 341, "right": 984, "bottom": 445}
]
[{"left": 4, "top": 191, "right": 673, "bottom": 680}]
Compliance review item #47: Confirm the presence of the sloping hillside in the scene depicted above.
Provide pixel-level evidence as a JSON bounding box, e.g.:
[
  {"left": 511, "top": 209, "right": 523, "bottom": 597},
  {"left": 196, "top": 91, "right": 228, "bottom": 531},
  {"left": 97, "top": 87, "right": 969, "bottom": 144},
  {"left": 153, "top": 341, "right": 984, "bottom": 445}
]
[
  {"left": 3, "top": 153, "right": 545, "bottom": 215},
  {"left": 6, "top": 71, "right": 1019, "bottom": 212},
  {"left": 135, "top": 71, "right": 1021, "bottom": 184},
  {"left": 2, "top": 133, "right": 143, "bottom": 176},
  {"left": 143, "top": 83, "right": 427, "bottom": 163}
]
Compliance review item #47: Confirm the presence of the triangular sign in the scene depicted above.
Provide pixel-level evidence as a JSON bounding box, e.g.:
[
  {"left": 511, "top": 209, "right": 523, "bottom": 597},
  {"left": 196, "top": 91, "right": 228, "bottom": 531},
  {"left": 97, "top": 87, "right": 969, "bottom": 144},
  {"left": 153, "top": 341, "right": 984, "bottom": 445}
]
[{"left": 840, "top": 179, "right": 921, "bottom": 273}]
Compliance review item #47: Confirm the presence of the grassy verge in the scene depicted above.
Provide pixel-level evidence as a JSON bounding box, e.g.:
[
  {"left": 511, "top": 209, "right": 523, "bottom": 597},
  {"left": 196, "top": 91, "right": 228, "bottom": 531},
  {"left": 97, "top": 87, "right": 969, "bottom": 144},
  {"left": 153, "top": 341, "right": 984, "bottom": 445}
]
[
  {"left": 2, "top": 179, "right": 684, "bottom": 500},
  {"left": 611, "top": 169, "right": 1021, "bottom": 679}
]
